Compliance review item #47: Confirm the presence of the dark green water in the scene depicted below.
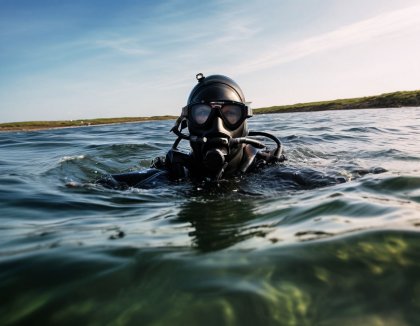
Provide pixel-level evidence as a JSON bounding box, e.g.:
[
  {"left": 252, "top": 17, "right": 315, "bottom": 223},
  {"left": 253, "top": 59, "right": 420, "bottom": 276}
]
[{"left": 1, "top": 108, "right": 420, "bottom": 325}]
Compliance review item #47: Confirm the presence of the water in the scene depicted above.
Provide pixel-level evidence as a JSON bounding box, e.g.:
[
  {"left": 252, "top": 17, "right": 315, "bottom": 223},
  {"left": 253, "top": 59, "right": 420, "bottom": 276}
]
[{"left": 1, "top": 107, "right": 420, "bottom": 325}]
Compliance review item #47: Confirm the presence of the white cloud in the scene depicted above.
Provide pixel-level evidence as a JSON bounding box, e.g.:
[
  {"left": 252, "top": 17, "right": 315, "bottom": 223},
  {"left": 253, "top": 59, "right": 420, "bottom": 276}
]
[
  {"left": 231, "top": 3, "right": 420, "bottom": 74},
  {"left": 95, "top": 38, "right": 151, "bottom": 56}
]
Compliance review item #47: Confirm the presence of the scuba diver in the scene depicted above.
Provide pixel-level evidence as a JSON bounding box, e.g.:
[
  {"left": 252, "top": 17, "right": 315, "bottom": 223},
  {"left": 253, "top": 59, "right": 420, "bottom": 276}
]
[{"left": 100, "top": 73, "right": 285, "bottom": 189}]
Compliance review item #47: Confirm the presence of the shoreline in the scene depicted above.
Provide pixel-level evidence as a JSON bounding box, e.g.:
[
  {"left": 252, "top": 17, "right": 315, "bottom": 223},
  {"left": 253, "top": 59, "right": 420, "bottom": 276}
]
[
  {"left": 253, "top": 89, "right": 420, "bottom": 114},
  {"left": 0, "top": 116, "right": 177, "bottom": 133},
  {"left": 254, "top": 104, "right": 419, "bottom": 115},
  {"left": 1, "top": 89, "right": 419, "bottom": 132}
]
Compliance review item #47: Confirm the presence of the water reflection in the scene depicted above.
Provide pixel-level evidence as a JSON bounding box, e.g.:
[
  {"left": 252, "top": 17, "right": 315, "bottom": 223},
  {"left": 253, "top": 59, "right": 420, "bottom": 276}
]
[
  {"left": 175, "top": 196, "right": 262, "bottom": 252},
  {"left": 171, "top": 164, "right": 387, "bottom": 252}
]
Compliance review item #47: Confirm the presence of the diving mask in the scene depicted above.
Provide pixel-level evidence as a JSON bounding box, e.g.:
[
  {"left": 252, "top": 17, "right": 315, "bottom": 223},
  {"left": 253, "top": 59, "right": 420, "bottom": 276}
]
[{"left": 183, "top": 101, "right": 253, "bottom": 130}]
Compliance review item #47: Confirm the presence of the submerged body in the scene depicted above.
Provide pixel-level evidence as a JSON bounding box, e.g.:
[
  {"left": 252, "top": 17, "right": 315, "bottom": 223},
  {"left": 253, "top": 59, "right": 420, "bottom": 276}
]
[
  {"left": 101, "top": 74, "right": 287, "bottom": 189},
  {"left": 101, "top": 140, "right": 286, "bottom": 189}
]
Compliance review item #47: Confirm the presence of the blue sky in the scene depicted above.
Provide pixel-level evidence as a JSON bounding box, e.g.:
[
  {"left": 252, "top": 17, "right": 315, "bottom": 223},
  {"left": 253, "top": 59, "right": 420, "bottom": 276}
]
[{"left": 1, "top": 0, "right": 419, "bottom": 123}]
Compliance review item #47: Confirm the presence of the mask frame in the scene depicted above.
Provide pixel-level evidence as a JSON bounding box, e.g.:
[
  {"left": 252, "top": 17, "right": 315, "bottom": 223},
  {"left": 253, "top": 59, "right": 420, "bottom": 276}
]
[{"left": 183, "top": 101, "right": 253, "bottom": 131}]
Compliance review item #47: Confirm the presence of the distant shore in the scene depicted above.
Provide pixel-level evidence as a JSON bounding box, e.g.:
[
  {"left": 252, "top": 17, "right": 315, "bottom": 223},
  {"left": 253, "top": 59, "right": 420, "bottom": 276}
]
[
  {"left": 253, "top": 90, "right": 420, "bottom": 114},
  {"left": 1, "top": 90, "right": 419, "bottom": 132},
  {"left": 0, "top": 115, "right": 177, "bottom": 132}
]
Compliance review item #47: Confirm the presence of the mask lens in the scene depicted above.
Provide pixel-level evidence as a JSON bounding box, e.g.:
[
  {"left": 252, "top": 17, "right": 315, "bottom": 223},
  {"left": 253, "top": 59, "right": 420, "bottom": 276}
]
[
  {"left": 221, "top": 104, "right": 243, "bottom": 126},
  {"left": 191, "top": 104, "right": 212, "bottom": 125}
]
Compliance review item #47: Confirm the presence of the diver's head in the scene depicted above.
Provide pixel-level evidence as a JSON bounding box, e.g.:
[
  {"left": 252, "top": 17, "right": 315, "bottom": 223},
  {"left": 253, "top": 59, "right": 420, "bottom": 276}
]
[{"left": 183, "top": 73, "right": 252, "bottom": 177}]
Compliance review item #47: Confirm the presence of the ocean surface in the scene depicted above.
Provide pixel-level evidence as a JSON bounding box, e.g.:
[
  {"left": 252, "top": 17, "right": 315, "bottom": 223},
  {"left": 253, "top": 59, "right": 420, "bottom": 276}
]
[{"left": 1, "top": 107, "right": 420, "bottom": 325}]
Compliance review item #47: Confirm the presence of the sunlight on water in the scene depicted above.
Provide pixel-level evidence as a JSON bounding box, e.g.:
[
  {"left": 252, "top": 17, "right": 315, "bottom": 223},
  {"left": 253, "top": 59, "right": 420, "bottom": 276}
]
[{"left": 0, "top": 108, "right": 420, "bottom": 325}]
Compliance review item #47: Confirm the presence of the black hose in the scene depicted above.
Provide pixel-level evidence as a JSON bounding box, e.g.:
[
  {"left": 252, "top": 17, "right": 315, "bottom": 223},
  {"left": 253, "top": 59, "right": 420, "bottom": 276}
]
[
  {"left": 249, "top": 131, "right": 281, "bottom": 147},
  {"left": 229, "top": 137, "right": 265, "bottom": 148},
  {"left": 248, "top": 131, "right": 283, "bottom": 160}
]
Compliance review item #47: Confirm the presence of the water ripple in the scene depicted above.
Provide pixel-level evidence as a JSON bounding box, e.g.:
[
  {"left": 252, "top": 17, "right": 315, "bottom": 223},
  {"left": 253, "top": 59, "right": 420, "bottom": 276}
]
[{"left": 1, "top": 107, "right": 420, "bottom": 324}]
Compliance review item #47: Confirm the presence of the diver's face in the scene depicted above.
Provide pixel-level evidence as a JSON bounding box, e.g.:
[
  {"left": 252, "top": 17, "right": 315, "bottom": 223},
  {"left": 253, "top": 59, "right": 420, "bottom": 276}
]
[{"left": 193, "top": 107, "right": 209, "bottom": 125}]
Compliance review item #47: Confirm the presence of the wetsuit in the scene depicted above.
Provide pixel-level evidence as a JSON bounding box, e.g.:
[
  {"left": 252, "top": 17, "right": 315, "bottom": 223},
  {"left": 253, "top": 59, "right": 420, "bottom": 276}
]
[{"left": 101, "top": 143, "right": 285, "bottom": 189}]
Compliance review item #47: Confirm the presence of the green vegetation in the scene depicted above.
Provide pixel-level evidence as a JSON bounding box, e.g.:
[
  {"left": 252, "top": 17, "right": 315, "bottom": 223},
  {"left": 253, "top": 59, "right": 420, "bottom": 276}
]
[
  {"left": 1, "top": 90, "right": 419, "bottom": 132},
  {"left": 0, "top": 115, "right": 177, "bottom": 132},
  {"left": 254, "top": 90, "right": 420, "bottom": 114}
]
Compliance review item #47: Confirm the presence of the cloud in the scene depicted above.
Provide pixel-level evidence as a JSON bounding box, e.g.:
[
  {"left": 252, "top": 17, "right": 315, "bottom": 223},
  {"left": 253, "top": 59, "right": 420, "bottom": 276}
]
[
  {"left": 231, "top": 3, "right": 420, "bottom": 74},
  {"left": 95, "top": 38, "right": 151, "bottom": 56}
]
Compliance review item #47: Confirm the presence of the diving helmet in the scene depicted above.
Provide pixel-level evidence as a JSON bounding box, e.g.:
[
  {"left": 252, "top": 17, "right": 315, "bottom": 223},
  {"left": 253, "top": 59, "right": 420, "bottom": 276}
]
[{"left": 184, "top": 73, "right": 252, "bottom": 177}]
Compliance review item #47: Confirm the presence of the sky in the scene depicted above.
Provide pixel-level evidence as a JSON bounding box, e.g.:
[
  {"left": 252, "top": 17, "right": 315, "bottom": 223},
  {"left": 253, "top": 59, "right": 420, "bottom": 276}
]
[{"left": 1, "top": 0, "right": 420, "bottom": 123}]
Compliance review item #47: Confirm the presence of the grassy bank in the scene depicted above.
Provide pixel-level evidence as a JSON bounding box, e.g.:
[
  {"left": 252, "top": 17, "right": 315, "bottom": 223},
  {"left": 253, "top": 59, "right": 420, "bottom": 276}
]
[
  {"left": 1, "top": 89, "right": 419, "bottom": 132},
  {"left": 253, "top": 90, "right": 420, "bottom": 114},
  {"left": 0, "top": 115, "right": 177, "bottom": 132}
]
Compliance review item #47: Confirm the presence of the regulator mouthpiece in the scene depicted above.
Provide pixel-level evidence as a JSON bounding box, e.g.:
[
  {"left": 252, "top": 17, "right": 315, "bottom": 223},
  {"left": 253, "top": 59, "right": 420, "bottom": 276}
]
[{"left": 203, "top": 148, "right": 226, "bottom": 172}]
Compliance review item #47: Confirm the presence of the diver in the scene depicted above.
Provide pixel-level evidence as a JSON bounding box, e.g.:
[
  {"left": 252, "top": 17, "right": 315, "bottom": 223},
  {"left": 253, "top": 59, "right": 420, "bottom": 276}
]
[{"left": 100, "top": 73, "right": 285, "bottom": 188}]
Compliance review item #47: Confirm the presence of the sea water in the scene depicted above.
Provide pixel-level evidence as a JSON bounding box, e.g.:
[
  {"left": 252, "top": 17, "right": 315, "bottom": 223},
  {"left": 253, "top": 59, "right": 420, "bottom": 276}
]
[{"left": 0, "top": 108, "right": 419, "bottom": 325}]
